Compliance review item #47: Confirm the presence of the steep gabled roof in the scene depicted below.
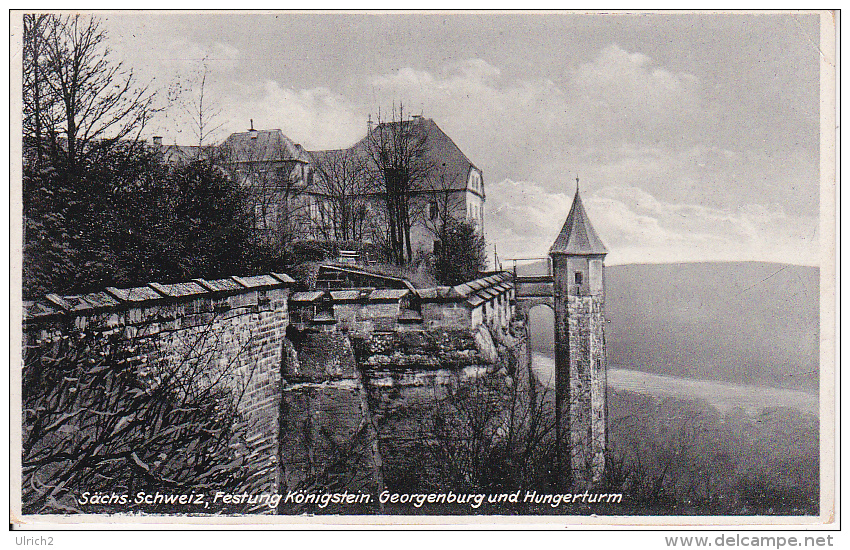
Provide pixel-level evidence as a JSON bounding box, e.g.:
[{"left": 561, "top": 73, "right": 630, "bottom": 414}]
[
  {"left": 321, "top": 117, "right": 479, "bottom": 193},
  {"left": 220, "top": 129, "right": 311, "bottom": 164},
  {"left": 549, "top": 189, "right": 608, "bottom": 255},
  {"left": 416, "top": 118, "right": 479, "bottom": 185}
]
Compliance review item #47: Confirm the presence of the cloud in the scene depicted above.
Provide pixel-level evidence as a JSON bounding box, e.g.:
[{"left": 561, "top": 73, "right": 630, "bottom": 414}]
[
  {"left": 366, "top": 45, "right": 716, "bottom": 191},
  {"left": 161, "top": 38, "right": 240, "bottom": 71},
  {"left": 486, "top": 180, "right": 819, "bottom": 266},
  {"left": 154, "top": 79, "right": 366, "bottom": 150},
  {"left": 568, "top": 44, "right": 701, "bottom": 119},
  {"left": 229, "top": 81, "right": 365, "bottom": 150}
]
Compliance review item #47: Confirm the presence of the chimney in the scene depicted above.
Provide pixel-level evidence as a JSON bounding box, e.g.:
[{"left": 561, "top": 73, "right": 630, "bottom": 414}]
[
  {"left": 367, "top": 114, "right": 373, "bottom": 134},
  {"left": 152, "top": 136, "right": 163, "bottom": 147},
  {"left": 249, "top": 119, "right": 258, "bottom": 139}
]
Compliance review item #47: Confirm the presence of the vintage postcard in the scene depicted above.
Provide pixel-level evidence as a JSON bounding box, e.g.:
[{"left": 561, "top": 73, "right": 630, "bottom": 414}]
[{"left": 9, "top": 10, "right": 837, "bottom": 532}]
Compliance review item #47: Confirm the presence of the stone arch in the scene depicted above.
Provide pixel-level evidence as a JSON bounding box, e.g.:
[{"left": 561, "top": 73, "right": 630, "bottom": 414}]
[{"left": 515, "top": 297, "right": 554, "bottom": 321}]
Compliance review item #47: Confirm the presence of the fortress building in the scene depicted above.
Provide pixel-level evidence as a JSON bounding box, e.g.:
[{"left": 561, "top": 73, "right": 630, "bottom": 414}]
[{"left": 154, "top": 117, "right": 484, "bottom": 258}]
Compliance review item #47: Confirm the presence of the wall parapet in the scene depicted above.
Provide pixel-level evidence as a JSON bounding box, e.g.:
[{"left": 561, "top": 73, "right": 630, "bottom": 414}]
[
  {"left": 23, "top": 272, "right": 296, "bottom": 326},
  {"left": 286, "top": 270, "right": 516, "bottom": 334}
]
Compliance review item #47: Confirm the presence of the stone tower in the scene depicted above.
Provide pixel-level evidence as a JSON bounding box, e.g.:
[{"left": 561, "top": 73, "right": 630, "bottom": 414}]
[{"left": 549, "top": 184, "right": 608, "bottom": 488}]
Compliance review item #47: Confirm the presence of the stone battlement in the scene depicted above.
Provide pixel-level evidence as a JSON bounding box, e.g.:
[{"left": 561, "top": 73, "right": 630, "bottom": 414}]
[
  {"left": 23, "top": 270, "right": 514, "bottom": 334},
  {"left": 21, "top": 268, "right": 519, "bottom": 508}
]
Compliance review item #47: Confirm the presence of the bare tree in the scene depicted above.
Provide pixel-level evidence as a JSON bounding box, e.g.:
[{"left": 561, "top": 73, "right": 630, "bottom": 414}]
[
  {"left": 363, "top": 104, "right": 433, "bottom": 264},
  {"left": 310, "top": 148, "right": 372, "bottom": 242},
  {"left": 168, "top": 60, "right": 225, "bottom": 155},
  {"left": 424, "top": 361, "right": 558, "bottom": 494},
  {"left": 22, "top": 14, "right": 55, "bottom": 166},
  {"left": 32, "top": 14, "right": 156, "bottom": 172}
]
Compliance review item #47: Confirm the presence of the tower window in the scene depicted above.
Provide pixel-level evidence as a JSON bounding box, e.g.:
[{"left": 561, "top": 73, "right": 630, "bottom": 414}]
[{"left": 575, "top": 272, "right": 583, "bottom": 285}]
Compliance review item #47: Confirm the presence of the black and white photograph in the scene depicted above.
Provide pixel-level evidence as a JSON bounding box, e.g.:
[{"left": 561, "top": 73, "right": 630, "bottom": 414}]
[{"left": 10, "top": 10, "right": 837, "bottom": 529}]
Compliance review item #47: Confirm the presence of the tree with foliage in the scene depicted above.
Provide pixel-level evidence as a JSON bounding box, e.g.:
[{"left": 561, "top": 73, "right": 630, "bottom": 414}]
[
  {"left": 109, "top": 159, "right": 254, "bottom": 285},
  {"left": 23, "top": 149, "right": 254, "bottom": 298},
  {"left": 433, "top": 218, "right": 487, "bottom": 286}
]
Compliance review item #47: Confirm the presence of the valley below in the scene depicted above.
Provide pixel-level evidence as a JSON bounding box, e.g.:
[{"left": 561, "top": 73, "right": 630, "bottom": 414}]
[
  {"left": 531, "top": 352, "right": 819, "bottom": 417},
  {"left": 519, "top": 261, "right": 822, "bottom": 514}
]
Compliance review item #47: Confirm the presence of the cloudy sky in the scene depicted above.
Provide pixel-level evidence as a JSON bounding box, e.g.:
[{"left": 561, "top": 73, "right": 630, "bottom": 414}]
[{"left": 99, "top": 12, "right": 824, "bottom": 266}]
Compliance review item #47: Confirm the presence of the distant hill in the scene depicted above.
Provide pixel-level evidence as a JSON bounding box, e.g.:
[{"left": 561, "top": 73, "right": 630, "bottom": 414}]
[{"left": 524, "top": 262, "right": 819, "bottom": 392}]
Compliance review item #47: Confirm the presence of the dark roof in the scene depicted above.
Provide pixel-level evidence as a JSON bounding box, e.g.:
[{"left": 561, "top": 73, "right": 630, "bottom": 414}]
[
  {"left": 220, "top": 129, "right": 311, "bottom": 164},
  {"left": 414, "top": 118, "right": 479, "bottom": 184},
  {"left": 549, "top": 189, "right": 608, "bottom": 255},
  {"left": 316, "top": 118, "right": 479, "bottom": 193},
  {"left": 160, "top": 144, "right": 204, "bottom": 165}
]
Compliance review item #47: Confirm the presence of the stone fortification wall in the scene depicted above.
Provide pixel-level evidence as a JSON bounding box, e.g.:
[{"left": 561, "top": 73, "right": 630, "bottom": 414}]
[
  {"left": 289, "top": 271, "right": 515, "bottom": 336},
  {"left": 22, "top": 268, "right": 520, "bottom": 510},
  {"left": 23, "top": 273, "right": 294, "bottom": 500}
]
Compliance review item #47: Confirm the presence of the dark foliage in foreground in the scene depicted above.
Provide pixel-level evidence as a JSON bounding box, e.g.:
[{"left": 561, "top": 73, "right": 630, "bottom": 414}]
[
  {"left": 22, "top": 324, "right": 253, "bottom": 514},
  {"left": 23, "top": 154, "right": 254, "bottom": 298}
]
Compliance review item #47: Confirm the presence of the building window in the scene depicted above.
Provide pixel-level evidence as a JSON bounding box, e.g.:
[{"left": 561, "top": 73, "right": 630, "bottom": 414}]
[
  {"left": 310, "top": 196, "right": 319, "bottom": 220},
  {"left": 429, "top": 199, "right": 439, "bottom": 220},
  {"left": 434, "top": 240, "right": 442, "bottom": 256},
  {"left": 575, "top": 272, "right": 583, "bottom": 285}
]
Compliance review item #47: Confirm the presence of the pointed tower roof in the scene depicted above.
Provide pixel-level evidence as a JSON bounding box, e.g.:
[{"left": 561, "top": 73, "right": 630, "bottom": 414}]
[{"left": 549, "top": 188, "right": 608, "bottom": 256}]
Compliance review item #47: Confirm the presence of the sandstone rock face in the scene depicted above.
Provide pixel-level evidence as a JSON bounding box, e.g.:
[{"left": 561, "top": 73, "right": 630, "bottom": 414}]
[
  {"left": 23, "top": 271, "right": 527, "bottom": 510},
  {"left": 279, "top": 331, "right": 383, "bottom": 497}
]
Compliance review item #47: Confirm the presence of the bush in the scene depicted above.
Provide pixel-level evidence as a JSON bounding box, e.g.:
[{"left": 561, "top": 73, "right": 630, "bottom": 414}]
[
  {"left": 23, "top": 154, "right": 255, "bottom": 298},
  {"left": 434, "top": 219, "right": 487, "bottom": 286}
]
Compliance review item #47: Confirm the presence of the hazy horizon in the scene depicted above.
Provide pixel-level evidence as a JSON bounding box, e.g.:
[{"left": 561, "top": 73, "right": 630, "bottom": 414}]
[{"left": 526, "top": 262, "right": 819, "bottom": 392}]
